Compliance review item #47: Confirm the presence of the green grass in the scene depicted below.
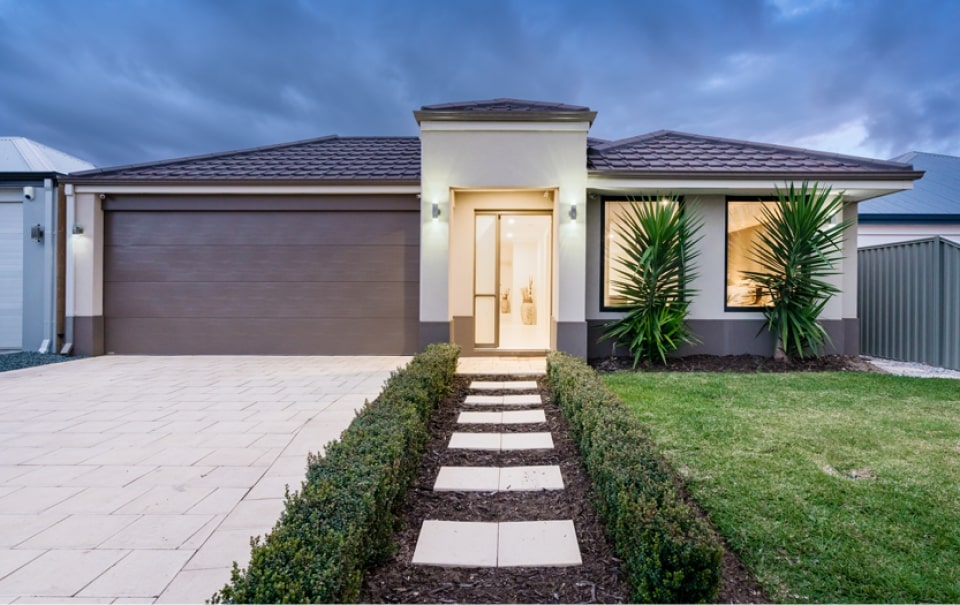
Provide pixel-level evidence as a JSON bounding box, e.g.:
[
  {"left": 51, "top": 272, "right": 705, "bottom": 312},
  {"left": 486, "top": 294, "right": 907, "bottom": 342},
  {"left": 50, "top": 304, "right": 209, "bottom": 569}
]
[{"left": 603, "top": 371, "right": 960, "bottom": 603}]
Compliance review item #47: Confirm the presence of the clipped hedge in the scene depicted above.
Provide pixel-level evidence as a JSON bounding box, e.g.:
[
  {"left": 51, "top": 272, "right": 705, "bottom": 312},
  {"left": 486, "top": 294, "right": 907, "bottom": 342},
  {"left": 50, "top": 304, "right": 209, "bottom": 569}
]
[
  {"left": 212, "top": 343, "right": 460, "bottom": 604},
  {"left": 546, "top": 351, "right": 722, "bottom": 603}
]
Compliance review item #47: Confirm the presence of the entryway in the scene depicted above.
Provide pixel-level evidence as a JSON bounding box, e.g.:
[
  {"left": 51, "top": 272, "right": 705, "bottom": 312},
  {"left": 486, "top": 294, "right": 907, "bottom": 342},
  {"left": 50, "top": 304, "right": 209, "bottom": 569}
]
[{"left": 474, "top": 212, "right": 552, "bottom": 351}]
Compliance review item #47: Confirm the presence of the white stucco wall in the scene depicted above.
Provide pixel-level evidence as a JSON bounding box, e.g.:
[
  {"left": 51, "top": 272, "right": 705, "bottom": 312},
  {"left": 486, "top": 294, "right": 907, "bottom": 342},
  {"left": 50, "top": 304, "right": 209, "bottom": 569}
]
[
  {"left": 66, "top": 190, "right": 102, "bottom": 319},
  {"left": 419, "top": 121, "right": 590, "bottom": 327},
  {"left": 858, "top": 223, "right": 960, "bottom": 247}
]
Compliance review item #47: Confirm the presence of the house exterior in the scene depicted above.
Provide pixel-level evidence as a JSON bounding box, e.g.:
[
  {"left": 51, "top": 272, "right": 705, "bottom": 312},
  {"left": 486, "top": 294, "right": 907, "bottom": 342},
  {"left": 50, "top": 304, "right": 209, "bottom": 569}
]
[
  {"left": 858, "top": 152, "right": 960, "bottom": 247},
  {"left": 0, "top": 137, "right": 94, "bottom": 351},
  {"left": 62, "top": 99, "right": 921, "bottom": 358}
]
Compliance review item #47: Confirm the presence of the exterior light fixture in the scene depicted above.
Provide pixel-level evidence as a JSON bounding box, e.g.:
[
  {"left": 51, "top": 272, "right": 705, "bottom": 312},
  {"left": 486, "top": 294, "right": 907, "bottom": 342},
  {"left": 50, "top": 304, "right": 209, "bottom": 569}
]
[
  {"left": 72, "top": 223, "right": 84, "bottom": 235},
  {"left": 569, "top": 202, "right": 577, "bottom": 220},
  {"left": 432, "top": 202, "right": 441, "bottom": 220}
]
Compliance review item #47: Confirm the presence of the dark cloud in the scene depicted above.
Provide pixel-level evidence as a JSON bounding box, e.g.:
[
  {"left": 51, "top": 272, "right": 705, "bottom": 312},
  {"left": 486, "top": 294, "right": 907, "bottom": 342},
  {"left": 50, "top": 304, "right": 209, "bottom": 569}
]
[{"left": 0, "top": 0, "right": 956, "bottom": 167}]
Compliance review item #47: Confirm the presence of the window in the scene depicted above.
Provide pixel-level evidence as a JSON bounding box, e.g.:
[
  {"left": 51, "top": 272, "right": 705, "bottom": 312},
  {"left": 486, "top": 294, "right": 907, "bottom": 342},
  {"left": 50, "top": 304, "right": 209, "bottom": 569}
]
[
  {"left": 725, "top": 199, "right": 779, "bottom": 309},
  {"left": 601, "top": 197, "right": 680, "bottom": 309}
]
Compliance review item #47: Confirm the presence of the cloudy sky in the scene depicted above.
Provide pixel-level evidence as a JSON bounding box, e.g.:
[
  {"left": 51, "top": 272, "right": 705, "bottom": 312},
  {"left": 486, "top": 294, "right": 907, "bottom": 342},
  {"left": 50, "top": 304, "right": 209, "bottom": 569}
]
[{"left": 1, "top": 0, "right": 957, "bottom": 168}]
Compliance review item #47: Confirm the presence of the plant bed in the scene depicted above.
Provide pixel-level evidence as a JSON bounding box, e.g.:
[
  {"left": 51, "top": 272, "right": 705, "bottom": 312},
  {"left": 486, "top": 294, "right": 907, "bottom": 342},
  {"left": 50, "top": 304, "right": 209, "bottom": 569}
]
[
  {"left": 591, "top": 353, "right": 878, "bottom": 374},
  {"left": 361, "top": 375, "right": 629, "bottom": 604}
]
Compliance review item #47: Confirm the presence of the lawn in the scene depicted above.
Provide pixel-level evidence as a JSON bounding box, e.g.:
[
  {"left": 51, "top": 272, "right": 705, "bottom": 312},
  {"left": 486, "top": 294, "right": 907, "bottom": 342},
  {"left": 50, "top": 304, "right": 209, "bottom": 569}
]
[{"left": 603, "top": 371, "right": 960, "bottom": 603}]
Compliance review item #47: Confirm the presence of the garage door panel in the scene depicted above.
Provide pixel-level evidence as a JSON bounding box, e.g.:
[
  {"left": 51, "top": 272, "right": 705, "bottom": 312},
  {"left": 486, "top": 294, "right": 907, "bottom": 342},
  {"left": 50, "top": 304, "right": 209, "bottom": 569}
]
[
  {"left": 104, "top": 317, "right": 418, "bottom": 355},
  {"left": 104, "top": 244, "right": 419, "bottom": 283},
  {"left": 0, "top": 202, "right": 23, "bottom": 349},
  {"left": 105, "top": 281, "right": 418, "bottom": 319},
  {"left": 106, "top": 211, "right": 418, "bottom": 247}
]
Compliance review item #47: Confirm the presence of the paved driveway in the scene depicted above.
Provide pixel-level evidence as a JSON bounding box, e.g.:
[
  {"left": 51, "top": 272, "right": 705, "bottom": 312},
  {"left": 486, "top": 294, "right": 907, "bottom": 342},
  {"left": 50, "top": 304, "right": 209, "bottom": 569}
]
[{"left": 0, "top": 355, "right": 408, "bottom": 603}]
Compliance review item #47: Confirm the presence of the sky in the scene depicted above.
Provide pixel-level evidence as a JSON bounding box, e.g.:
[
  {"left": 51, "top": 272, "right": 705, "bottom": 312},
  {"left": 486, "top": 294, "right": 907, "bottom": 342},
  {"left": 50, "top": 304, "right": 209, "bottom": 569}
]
[{"left": 1, "top": 0, "right": 958, "bottom": 169}]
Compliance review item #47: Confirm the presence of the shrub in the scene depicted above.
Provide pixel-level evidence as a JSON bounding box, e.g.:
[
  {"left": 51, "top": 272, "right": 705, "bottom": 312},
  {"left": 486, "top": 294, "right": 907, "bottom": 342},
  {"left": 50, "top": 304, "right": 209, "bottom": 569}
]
[
  {"left": 211, "top": 343, "right": 460, "bottom": 604},
  {"left": 546, "top": 351, "right": 722, "bottom": 603},
  {"left": 602, "top": 195, "right": 702, "bottom": 366}
]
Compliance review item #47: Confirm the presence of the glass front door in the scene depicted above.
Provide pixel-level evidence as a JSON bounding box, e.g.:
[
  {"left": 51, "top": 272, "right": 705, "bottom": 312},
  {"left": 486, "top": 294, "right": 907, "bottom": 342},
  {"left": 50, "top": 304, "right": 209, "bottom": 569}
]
[{"left": 474, "top": 213, "right": 552, "bottom": 350}]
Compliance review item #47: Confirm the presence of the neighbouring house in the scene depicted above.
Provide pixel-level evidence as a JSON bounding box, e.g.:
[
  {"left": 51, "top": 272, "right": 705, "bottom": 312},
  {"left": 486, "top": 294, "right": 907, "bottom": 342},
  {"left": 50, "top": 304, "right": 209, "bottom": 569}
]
[
  {"left": 0, "top": 137, "right": 94, "bottom": 351},
  {"left": 858, "top": 151, "right": 960, "bottom": 247},
  {"left": 61, "top": 99, "right": 921, "bottom": 358}
]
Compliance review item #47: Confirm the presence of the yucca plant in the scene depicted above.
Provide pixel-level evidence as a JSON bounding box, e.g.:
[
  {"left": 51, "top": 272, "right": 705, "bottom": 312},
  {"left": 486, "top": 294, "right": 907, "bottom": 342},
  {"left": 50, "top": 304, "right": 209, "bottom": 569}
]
[
  {"left": 742, "top": 182, "right": 853, "bottom": 360},
  {"left": 603, "top": 196, "right": 702, "bottom": 366}
]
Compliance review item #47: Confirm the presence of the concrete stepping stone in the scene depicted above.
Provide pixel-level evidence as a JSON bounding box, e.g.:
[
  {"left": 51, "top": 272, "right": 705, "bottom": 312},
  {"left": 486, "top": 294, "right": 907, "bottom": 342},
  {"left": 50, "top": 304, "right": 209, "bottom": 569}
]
[
  {"left": 412, "top": 520, "right": 581, "bottom": 568},
  {"left": 470, "top": 380, "right": 539, "bottom": 391},
  {"left": 448, "top": 432, "right": 554, "bottom": 451},
  {"left": 433, "top": 465, "right": 564, "bottom": 492},
  {"left": 434, "top": 466, "right": 500, "bottom": 491},
  {"left": 499, "top": 466, "right": 564, "bottom": 491},
  {"left": 457, "top": 410, "right": 546, "bottom": 425},
  {"left": 412, "top": 520, "right": 498, "bottom": 567},
  {"left": 463, "top": 394, "right": 542, "bottom": 407},
  {"left": 498, "top": 520, "right": 582, "bottom": 567}
]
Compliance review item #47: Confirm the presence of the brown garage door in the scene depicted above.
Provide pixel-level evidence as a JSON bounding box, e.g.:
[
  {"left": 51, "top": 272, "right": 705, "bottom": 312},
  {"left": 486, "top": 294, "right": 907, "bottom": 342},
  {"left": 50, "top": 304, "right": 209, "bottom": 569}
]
[{"left": 103, "top": 196, "right": 420, "bottom": 354}]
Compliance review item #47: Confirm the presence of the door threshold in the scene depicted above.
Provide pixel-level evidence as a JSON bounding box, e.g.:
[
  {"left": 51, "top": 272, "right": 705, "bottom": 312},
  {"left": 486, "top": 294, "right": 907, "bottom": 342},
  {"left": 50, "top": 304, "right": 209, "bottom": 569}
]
[{"left": 466, "top": 349, "right": 550, "bottom": 357}]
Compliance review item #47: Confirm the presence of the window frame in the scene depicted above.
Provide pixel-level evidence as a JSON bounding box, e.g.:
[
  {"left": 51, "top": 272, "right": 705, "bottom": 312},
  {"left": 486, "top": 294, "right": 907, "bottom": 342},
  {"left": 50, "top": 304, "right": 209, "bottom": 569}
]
[
  {"left": 599, "top": 195, "right": 685, "bottom": 312},
  {"left": 723, "top": 196, "right": 780, "bottom": 312}
]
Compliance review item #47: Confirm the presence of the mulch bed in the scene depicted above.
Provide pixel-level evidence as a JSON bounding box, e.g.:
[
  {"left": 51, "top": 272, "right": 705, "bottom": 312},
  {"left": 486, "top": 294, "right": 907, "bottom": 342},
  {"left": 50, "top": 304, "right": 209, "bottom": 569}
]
[
  {"left": 361, "top": 374, "right": 771, "bottom": 603},
  {"left": 591, "top": 353, "right": 879, "bottom": 374}
]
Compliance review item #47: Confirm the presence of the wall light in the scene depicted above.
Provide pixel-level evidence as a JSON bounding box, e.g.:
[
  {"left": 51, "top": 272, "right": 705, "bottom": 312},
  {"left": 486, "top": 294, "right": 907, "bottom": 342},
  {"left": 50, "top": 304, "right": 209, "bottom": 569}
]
[
  {"left": 72, "top": 223, "right": 84, "bottom": 235},
  {"left": 432, "top": 201, "right": 441, "bottom": 220},
  {"left": 569, "top": 202, "right": 578, "bottom": 220}
]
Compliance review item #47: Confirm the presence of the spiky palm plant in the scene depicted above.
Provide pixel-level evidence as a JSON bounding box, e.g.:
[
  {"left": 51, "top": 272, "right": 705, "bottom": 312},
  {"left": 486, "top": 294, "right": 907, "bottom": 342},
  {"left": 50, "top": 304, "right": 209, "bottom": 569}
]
[
  {"left": 742, "top": 182, "right": 853, "bottom": 360},
  {"left": 603, "top": 196, "right": 702, "bottom": 366}
]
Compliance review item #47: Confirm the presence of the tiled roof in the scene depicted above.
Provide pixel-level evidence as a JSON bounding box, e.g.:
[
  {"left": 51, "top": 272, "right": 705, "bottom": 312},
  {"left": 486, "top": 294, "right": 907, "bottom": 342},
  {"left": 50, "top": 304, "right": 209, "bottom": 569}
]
[
  {"left": 420, "top": 98, "right": 591, "bottom": 113},
  {"left": 70, "top": 136, "right": 420, "bottom": 182},
  {"left": 859, "top": 152, "right": 960, "bottom": 218},
  {"left": 588, "top": 130, "right": 917, "bottom": 176},
  {"left": 0, "top": 137, "right": 94, "bottom": 173}
]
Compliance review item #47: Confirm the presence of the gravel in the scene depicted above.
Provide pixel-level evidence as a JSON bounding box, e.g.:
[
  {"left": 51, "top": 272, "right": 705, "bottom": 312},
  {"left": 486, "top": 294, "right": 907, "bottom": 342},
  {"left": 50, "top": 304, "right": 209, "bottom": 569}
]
[
  {"left": 862, "top": 356, "right": 960, "bottom": 380},
  {"left": 0, "top": 351, "right": 82, "bottom": 373}
]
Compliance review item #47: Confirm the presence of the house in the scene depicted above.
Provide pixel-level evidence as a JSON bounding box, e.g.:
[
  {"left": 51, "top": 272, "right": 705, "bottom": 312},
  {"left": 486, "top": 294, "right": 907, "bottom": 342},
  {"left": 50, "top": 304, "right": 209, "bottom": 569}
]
[
  {"left": 858, "top": 151, "right": 960, "bottom": 247},
  {"left": 0, "top": 137, "right": 94, "bottom": 351},
  {"left": 61, "top": 99, "right": 921, "bottom": 358}
]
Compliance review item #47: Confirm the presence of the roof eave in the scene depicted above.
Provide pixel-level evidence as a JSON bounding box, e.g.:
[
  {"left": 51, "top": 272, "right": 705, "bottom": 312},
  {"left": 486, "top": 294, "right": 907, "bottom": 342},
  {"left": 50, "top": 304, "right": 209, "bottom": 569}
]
[
  {"left": 859, "top": 213, "right": 960, "bottom": 224},
  {"left": 588, "top": 169, "right": 925, "bottom": 181},
  {"left": 414, "top": 109, "right": 597, "bottom": 125}
]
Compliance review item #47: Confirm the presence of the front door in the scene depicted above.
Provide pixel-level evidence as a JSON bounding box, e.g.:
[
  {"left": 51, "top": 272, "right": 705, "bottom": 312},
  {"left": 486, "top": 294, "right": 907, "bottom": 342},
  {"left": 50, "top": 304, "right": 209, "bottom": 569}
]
[{"left": 474, "top": 212, "right": 552, "bottom": 350}]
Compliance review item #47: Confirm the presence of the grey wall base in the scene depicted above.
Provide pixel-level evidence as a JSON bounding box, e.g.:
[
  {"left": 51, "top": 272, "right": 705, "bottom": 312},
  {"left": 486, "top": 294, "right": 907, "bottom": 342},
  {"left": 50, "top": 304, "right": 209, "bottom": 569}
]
[
  {"left": 70, "top": 315, "right": 104, "bottom": 356},
  {"left": 588, "top": 318, "right": 859, "bottom": 359},
  {"left": 419, "top": 321, "right": 451, "bottom": 352},
  {"left": 556, "top": 321, "right": 587, "bottom": 359}
]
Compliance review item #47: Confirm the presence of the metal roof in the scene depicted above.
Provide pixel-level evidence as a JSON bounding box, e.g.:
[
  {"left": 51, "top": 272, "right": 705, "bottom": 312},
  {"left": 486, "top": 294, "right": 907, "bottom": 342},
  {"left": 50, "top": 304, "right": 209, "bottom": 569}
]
[
  {"left": 859, "top": 152, "right": 960, "bottom": 220},
  {"left": 69, "top": 136, "right": 420, "bottom": 184},
  {"left": 0, "top": 137, "right": 94, "bottom": 174}
]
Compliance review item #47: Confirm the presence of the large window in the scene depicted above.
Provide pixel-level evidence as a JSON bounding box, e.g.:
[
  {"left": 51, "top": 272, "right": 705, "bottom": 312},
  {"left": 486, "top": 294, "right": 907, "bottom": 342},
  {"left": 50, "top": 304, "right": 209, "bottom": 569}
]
[
  {"left": 725, "top": 199, "right": 779, "bottom": 309},
  {"left": 602, "top": 197, "right": 680, "bottom": 309}
]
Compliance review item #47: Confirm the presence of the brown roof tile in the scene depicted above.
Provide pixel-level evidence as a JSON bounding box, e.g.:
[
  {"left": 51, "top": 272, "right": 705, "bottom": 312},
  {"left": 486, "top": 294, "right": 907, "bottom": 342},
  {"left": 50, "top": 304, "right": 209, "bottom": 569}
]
[
  {"left": 588, "top": 130, "right": 917, "bottom": 176},
  {"left": 69, "top": 136, "right": 420, "bottom": 183}
]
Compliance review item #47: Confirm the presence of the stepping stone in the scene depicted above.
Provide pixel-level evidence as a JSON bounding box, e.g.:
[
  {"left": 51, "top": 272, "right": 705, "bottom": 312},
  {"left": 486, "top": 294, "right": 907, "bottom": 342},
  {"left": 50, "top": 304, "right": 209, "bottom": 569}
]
[
  {"left": 501, "top": 432, "right": 554, "bottom": 450},
  {"left": 498, "top": 520, "right": 582, "bottom": 567},
  {"left": 457, "top": 411, "right": 503, "bottom": 424},
  {"left": 449, "top": 432, "right": 501, "bottom": 450},
  {"left": 457, "top": 410, "right": 546, "bottom": 425},
  {"left": 499, "top": 466, "right": 564, "bottom": 491},
  {"left": 412, "top": 520, "right": 498, "bottom": 567},
  {"left": 434, "top": 466, "right": 500, "bottom": 491},
  {"left": 470, "top": 380, "right": 539, "bottom": 391},
  {"left": 502, "top": 410, "right": 546, "bottom": 424},
  {"left": 463, "top": 394, "right": 542, "bottom": 407},
  {"left": 433, "top": 465, "right": 564, "bottom": 492}
]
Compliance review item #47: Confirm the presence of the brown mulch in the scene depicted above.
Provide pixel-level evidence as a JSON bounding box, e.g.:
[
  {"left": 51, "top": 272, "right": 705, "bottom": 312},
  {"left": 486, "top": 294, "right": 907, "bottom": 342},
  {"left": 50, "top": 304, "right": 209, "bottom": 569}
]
[
  {"left": 591, "top": 353, "right": 879, "bottom": 374},
  {"left": 361, "top": 375, "right": 771, "bottom": 604}
]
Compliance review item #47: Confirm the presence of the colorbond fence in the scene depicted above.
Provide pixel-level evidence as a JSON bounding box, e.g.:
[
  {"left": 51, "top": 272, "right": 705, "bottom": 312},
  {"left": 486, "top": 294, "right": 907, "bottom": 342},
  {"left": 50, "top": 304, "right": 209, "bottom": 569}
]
[{"left": 858, "top": 236, "right": 960, "bottom": 371}]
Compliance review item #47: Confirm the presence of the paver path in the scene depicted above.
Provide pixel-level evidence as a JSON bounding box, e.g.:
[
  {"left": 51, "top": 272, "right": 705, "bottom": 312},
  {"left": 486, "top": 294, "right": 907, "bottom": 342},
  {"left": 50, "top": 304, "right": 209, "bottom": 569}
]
[
  {"left": 412, "top": 367, "right": 582, "bottom": 568},
  {"left": 0, "top": 356, "right": 408, "bottom": 603}
]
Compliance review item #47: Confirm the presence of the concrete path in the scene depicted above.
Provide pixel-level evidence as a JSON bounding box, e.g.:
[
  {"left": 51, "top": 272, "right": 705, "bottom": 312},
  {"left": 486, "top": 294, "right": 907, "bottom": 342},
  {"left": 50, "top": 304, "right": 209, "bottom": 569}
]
[
  {"left": 0, "top": 355, "right": 408, "bottom": 603},
  {"left": 412, "top": 369, "right": 582, "bottom": 568}
]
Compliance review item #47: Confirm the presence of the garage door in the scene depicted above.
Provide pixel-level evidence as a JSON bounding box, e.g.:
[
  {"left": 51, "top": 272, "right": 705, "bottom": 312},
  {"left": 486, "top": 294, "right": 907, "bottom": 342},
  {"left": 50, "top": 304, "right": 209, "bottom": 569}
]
[
  {"left": 0, "top": 191, "right": 23, "bottom": 349},
  {"left": 103, "top": 199, "right": 420, "bottom": 354}
]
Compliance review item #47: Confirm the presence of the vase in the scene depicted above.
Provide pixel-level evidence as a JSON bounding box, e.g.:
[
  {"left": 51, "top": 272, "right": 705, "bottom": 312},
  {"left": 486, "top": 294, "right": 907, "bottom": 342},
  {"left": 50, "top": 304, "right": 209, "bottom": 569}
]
[{"left": 520, "top": 301, "right": 536, "bottom": 325}]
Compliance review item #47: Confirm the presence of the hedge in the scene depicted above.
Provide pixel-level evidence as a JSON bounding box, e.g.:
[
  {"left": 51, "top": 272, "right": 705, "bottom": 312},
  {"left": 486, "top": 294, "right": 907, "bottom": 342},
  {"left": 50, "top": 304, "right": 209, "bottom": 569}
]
[
  {"left": 546, "top": 351, "right": 722, "bottom": 603},
  {"left": 211, "top": 343, "right": 460, "bottom": 604}
]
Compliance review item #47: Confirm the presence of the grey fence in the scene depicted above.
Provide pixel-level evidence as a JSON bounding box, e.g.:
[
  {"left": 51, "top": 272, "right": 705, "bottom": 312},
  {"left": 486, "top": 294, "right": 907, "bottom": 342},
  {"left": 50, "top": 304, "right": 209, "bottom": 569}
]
[{"left": 858, "top": 236, "right": 960, "bottom": 371}]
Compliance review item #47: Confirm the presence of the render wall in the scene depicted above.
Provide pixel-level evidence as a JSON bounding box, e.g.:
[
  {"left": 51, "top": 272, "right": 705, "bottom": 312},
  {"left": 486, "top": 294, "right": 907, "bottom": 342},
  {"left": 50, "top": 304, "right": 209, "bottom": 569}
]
[{"left": 858, "top": 223, "right": 960, "bottom": 247}]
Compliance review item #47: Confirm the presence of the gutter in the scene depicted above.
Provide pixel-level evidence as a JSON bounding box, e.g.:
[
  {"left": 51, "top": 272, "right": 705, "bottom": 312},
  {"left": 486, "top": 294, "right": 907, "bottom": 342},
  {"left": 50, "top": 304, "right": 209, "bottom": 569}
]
[{"left": 587, "top": 169, "right": 926, "bottom": 181}]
